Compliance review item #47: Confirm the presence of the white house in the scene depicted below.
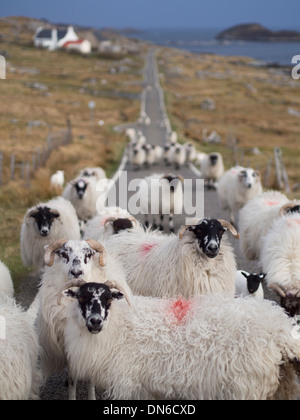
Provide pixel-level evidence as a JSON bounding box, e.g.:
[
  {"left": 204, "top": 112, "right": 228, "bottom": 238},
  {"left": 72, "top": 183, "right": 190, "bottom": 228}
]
[
  {"left": 34, "top": 26, "right": 78, "bottom": 51},
  {"left": 62, "top": 39, "right": 92, "bottom": 54}
]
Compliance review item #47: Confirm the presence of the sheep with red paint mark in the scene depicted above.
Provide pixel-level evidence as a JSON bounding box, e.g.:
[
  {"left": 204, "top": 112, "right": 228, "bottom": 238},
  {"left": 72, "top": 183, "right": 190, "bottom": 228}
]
[
  {"left": 103, "top": 218, "right": 239, "bottom": 298},
  {"left": 60, "top": 276, "right": 300, "bottom": 400}
]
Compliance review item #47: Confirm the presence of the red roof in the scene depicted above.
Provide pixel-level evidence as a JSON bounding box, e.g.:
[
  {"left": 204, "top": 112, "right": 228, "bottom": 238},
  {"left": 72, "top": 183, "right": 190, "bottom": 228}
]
[{"left": 63, "top": 40, "right": 85, "bottom": 47}]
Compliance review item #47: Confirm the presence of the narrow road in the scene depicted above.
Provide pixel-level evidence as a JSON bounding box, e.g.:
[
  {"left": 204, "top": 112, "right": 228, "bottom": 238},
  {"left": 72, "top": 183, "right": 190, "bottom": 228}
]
[{"left": 23, "top": 48, "right": 268, "bottom": 400}]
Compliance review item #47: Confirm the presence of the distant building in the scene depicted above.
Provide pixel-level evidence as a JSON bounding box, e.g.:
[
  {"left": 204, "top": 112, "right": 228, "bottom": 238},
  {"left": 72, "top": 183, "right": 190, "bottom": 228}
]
[
  {"left": 34, "top": 26, "right": 78, "bottom": 50},
  {"left": 99, "top": 40, "right": 123, "bottom": 55},
  {"left": 62, "top": 39, "right": 92, "bottom": 54}
]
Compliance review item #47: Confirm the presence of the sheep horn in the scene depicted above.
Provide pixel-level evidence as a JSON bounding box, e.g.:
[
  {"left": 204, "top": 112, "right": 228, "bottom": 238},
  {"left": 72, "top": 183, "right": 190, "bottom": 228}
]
[
  {"left": 58, "top": 278, "right": 86, "bottom": 305},
  {"left": 104, "top": 280, "right": 131, "bottom": 306},
  {"left": 44, "top": 238, "right": 68, "bottom": 266},
  {"left": 279, "top": 202, "right": 300, "bottom": 216},
  {"left": 85, "top": 239, "right": 107, "bottom": 267},
  {"left": 218, "top": 219, "right": 240, "bottom": 239}
]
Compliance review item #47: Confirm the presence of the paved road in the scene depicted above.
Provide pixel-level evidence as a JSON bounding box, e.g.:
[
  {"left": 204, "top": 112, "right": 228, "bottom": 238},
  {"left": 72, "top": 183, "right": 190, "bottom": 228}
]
[{"left": 17, "top": 48, "right": 273, "bottom": 400}]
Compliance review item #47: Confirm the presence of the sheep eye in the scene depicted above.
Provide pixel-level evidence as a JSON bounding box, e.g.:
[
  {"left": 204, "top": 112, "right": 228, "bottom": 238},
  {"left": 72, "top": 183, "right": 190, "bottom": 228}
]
[{"left": 61, "top": 252, "right": 69, "bottom": 260}]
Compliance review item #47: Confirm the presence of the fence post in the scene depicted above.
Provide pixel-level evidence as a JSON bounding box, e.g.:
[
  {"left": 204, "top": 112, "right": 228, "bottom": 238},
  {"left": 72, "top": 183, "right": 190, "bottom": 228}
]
[
  {"left": 0, "top": 151, "right": 3, "bottom": 186},
  {"left": 10, "top": 154, "right": 15, "bottom": 180}
]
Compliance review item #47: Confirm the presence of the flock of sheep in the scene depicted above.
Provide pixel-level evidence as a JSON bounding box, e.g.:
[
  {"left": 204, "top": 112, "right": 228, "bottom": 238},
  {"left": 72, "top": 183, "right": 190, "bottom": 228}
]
[{"left": 1, "top": 128, "right": 300, "bottom": 400}]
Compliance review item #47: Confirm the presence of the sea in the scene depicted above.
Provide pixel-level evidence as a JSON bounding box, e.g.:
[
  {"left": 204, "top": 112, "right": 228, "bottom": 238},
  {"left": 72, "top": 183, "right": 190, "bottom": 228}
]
[{"left": 128, "top": 28, "right": 300, "bottom": 66}]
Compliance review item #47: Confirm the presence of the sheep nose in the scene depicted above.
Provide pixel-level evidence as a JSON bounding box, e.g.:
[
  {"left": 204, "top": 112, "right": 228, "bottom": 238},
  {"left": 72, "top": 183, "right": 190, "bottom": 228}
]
[
  {"left": 70, "top": 269, "right": 83, "bottom": 278},
  {"left": 40, "top": 228, "right": 49, "bottom": 236},
  {"left": 87, "top": 316, "right": 103, "bottom": 333},
  {"left": 207, "top": 243, "right": 218, "bottom": 252}
]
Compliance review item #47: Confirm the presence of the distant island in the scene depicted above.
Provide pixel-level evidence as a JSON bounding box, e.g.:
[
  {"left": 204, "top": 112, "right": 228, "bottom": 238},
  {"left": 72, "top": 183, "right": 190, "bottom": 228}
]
[{"left": 216, "top": 23, "right": 300, "bottom": 42}]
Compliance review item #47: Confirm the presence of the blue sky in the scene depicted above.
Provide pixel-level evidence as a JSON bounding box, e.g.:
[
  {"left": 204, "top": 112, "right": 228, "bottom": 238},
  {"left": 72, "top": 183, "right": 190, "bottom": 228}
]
[{"left": 1, "top": 0, "right": 300, "bottom": 30}]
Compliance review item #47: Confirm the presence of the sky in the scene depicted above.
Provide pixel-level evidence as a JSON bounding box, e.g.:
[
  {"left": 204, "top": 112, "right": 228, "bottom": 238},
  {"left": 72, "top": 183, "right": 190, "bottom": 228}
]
[{"left": 1, "top": 0, "right": 300, "bottom": 30}]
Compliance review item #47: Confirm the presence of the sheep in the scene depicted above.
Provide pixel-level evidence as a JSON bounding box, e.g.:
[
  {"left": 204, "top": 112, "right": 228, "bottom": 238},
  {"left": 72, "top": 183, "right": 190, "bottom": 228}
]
[
  {"left": 235, "top": 270, "right": 265, "bottom": 300},
  {"left": 173, "top": 144, "right": 186, "bottom": 170},
  {"left": 200, "top": 152, "right": 224, "bottom": 189},
  {"left": 143, "top": 144, "right": 156, "bottom": 167},
  {"left": 0, "top": 260, "right": 14, "bottom": 298},
  {"left": 20, "top": 196, "right": 81, "bottom": 269},
  {"left": 0, "top": 293, "right": 41, "bottom": 400},
  {"left": 239, "top": 191, "right": 291, "bottom": 261},
  {"left": 61, "top": 278, "right": 300, "bottom": 400},
  {"left": 136, "top": 173, "right": 184, "bottom": 233},
  {"left": 130, "top": 145, "right": 146, "bottom": 170},
  {"left": 217, "top": 166, "right": 263, "bottom": 225},
  {"left": 103, "top": 218, "right": 239, "bottom": 298},
  {"left": 260, "top": 212, "right": 300, "bottom": 317},
  {"left": 83, "top": 206, "right": 143, "bottom": 242},
  {"left": 77, "top": 167, "right": 106, "bottom": 181},
  {"left": 50, "top": 170, "right": 64, "bottom": 191},
  {"left": 36, "top": 238, "right": 123, "bottom": 399},
  {"left": 183, "top": 142, "right": 196, "bottom": 164},
  {"left": 62, "top": 176, "right": 102, "bottom": 221}
]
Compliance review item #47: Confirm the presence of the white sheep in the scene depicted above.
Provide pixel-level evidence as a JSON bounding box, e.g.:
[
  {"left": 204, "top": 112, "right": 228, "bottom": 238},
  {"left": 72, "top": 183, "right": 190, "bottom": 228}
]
[
  {"left": 235, "top": 270, "right": 265, "bottom": 300},
  {"left": 200, "top": 152, "right": 224, "bottom": 188},
  {"left": 103, "top": 218, "right": 239, "bottom": 298},
  {"left": 61, "top": 279, "right": 300, "bottom": 400},
  {"left": 239, "top": 191, "right": 291, "bottom": 261},
  {"left": 83, "top": 206, "right": 142, "bottom": 241},
  {"left": 130, "top": 145, "right": 146, "bottom": 170},
  {"left": 260, "top": 212, "right": 300, "bottom": 317},
  {"left": 0, "top": 260, "right": 14, "bottom": 298},
  {"left": 0, "top": 293, "right": 41, "bottom": 400},
  {"left": 20, "top": 196, "right": 81, "bottom": 269},
  {"left": 183, "top": 142, "right": 197, "bottom": 164},
  {"left": 217, "top": 166, "right": 263, "bottom": 224},
  {"left": 62, "top": 176, "right": 102, "bottom": 221},
  {"left": 50, "top": 170, "right": 64, "bottom": 190},
  {"left": 173, "top": 144, "right": 186, "bottom": 169},
  {"left": 136, "top": 173, "right": 184, "bottom": 233},
  {"left": 143, "top": 144, "right": 156, "bottom": 167},
  {"left": 36, "top": 238, "right": 120, "bottom": 399}
]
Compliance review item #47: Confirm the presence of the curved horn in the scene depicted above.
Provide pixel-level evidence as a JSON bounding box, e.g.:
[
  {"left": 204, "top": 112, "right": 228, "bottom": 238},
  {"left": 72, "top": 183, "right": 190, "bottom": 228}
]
[
  {"left": 104, "top": 280, "right": 131, "bottom": 306},
  {"left": 58, "top": 278, "right": 86, "bottom": 305},
  {"left": 279, "top": 202, "right": 300, "bottom": 216},
  {"left": 44, "top": 238, "right": 68, "bottom": 266},
  {"left": 218, "top": 219, "right": 240, "bottom": 239},
  {"left": 85, "top": 239, "right": 107, "bottom": 267}
]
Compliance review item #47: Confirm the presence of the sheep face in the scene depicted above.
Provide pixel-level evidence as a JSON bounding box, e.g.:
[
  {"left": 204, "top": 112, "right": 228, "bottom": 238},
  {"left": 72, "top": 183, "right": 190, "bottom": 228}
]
[
  {"left": 54, "top": 241, "right": 98, "bottom": 280},
  {"left": 29, "top": 206, "right": 60, "bottom": 237},
  {"left": 241, "top": 271, "right": 266, "bottom": 294},
  {"left": 63, "top": 282, "right": 123, "bottom": 333},
  {"left": 188, "top": 219, "right": 227, "bottom": 258},
  {"left": 112, "top": 218, "right": 134, "bottom": 234},
  {"left": 209, "top": 154, "right": 219, "bottom": 166},
  {"left": 74, "top": 179, "right": 88, "bottom": 200},
  {"left": 238, "top": 169, "right": 260, "bottom": 189}
]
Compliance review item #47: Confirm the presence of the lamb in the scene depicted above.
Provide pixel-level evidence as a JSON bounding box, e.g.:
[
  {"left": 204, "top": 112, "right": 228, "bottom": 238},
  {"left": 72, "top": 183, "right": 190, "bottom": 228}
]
[
  {"left": 62, "top": 176, "right": 102, "bottom": 221},
  {"left": 143, "top": 144, "right": 156, "bottom": 167},
  {"left": 83, "top": 206, "right": 143, "bottom": 242},
  {"left": 0, "top": 260, "right": 14, "bottom": 298},
  {"left": 36, "top": 238, "right": 124, "bottom": 399},
  {"left": 217, "top": 166, "right": 263, "bottom": 224},
  {"left": 20, "top": 196, "right": 81, "bottom": 269},
  {"left": 130, "top": 145, "right": 146, "bottom": 170},
  {"left": 103, "top": 218, "right": 239, "bottom": 298},
  {"left": 61, "top": 278, "right": 300, "bottom": 400},
  {"left": 183, "top": 142, "right": 196, "bottom": 164},
  {"left": 136, "top": 173, "right": 184, "bottom": 233},
  {"left": 239, "top": 191, "right": 292, "bottom": 261},
  {"left": 200, "top": 152, "right": 224, "bottom": 189},
  {"left": 260, "top": 212, "right": 300, "bottom": 317},
  {"left": 0, "top": 293, "right": 41, "bottom": 399},
  {"left": 235, "top": 270, "right": 265, "bottom": 300},
  {"left": 50, "top": 170, "right": 64, "bottom": 191}
]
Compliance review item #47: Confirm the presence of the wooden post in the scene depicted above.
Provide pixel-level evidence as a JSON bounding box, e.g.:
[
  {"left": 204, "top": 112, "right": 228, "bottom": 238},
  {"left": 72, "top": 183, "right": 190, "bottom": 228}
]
[{"left": 10, "top": 154, "right": 15, "bottom": 180}]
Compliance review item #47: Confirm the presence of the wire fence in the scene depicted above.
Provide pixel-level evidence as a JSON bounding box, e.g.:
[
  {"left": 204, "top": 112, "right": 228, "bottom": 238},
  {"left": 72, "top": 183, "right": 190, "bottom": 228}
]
[{"left": 0, "top": 119, "right": 72, "bottom": 188}]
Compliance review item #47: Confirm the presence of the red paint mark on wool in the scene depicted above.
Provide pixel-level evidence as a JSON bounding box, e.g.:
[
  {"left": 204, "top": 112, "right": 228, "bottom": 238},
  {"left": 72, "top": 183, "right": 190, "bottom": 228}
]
[
  {"left": 168, "top": 298, "right": 192, "bottom": 325},
  {"left": 139, "top": 243, "right": 158, "bottom": 256},
  {"left": 264, "top": 200, "right": 280, "bottom": 206}
]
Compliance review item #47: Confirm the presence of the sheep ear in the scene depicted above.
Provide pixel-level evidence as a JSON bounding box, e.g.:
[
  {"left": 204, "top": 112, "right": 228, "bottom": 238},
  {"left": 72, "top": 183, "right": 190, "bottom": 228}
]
[
  {"left": 260, "top": 273, "right": 267, "bottom": 280},
  {"left": 111, "top": 291, "right": 124, "bottom": 301},
  {"left": 50, "top": 210, "right": 60, "bottom": 218},
  {"left": 241, "top": 271, "right": 249, "bottom": 279},
  {"left": 62, "top": 288, "right": 78, "bottom": 301}
]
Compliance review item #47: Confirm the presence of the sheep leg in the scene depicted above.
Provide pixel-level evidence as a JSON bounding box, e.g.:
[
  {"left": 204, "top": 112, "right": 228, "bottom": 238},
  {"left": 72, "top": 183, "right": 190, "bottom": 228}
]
[
  {"left": 87, "top": 382, "right": 96, "bottom": 400},
  {"left": 169, "top": 214, "right": 174, "bottom": 233},
  {"left": 68, "top": 376, "right": 77, "bottom": 400},
  {"left": 159, "top": 214, "right": 164, "bottom": 231}
]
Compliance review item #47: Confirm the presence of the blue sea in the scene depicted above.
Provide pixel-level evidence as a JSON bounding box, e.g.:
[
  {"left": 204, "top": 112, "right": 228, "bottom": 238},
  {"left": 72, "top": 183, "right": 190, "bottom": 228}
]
[{"left": 129, "top": 28, "right": 300, "bottom": 66}]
